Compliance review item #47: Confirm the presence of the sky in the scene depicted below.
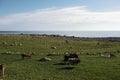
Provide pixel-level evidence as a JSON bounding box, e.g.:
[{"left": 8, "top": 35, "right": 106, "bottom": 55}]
[{"left": 0, "top": 0, "right": 120, "bottom": 31}]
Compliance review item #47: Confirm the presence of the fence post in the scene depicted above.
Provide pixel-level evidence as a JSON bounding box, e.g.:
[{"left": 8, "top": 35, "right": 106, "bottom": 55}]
[{"left": 0, "top": 64, "right": 5, "bottom": 78}]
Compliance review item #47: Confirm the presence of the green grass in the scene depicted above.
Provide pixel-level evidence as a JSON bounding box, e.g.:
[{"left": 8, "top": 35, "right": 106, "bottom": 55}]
[{"left": 0, "top": 34, "right": 120, "bottom": 80}]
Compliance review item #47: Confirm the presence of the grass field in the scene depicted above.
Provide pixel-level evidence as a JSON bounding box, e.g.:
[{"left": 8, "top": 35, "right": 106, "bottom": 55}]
[{"left": 0, "top": 34, "right": 120, "bottom": 80}]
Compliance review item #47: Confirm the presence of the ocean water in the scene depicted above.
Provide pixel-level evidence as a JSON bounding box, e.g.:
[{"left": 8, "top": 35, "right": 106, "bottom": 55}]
[{"left": 0, "top": 31, "right": 120, "bottom": 37}]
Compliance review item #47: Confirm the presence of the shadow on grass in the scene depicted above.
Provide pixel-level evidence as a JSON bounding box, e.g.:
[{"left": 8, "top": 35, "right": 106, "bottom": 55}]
[
  {"left": 7, "top": 58, "right": 24, "bottom": 63},
  {"left": 11, "top": 58, "right": 24, "bottom": 61},
  {"left": 53, "top": 62, "right": 68, "bottom": 65},
  {"left": 57, "top": 66, "right": 75, "bottom": 70},
  {"left": 54, "top": 62, "right": 80, "bottom": 65}
]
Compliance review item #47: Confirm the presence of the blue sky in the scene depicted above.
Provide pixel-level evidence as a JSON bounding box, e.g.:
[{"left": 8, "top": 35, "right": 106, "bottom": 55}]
[{"left": 0, "top": 0, "right": 120, "bottom": 31}]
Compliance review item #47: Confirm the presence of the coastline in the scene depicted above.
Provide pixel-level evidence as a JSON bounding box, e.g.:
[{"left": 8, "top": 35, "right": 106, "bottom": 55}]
[
  {"left": 0, "top": 33, "right": 120, "bottom": 42},
  {"left": 0, "top": 31, "right": 120, "bottom": 37}
]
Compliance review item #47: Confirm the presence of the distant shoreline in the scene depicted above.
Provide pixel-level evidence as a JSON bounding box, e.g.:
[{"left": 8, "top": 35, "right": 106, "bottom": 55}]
[
  {"left": 0, "top": 34, "right": 120, "bottom": 42},
  {"left": 0, "top": 31, "right": 120, "bottom": 37}
]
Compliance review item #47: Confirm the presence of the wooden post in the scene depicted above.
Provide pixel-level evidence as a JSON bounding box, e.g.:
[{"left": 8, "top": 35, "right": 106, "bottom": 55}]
[{"left": 0, "top": 64, "right": 5, "bottom": 78}]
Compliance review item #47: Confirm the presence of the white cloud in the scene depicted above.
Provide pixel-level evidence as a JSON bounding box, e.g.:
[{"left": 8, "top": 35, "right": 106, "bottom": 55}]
[{"left": 0, "top": 6, "right": 120, "bottom": 31}]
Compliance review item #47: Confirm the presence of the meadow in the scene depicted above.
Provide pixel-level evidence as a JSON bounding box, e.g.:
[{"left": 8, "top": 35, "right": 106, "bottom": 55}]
[{"left": 0, "top": 34, "right": 120, "bottom": 80}]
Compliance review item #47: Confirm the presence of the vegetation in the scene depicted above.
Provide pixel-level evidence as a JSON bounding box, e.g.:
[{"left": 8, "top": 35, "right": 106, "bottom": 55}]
[{"left": 0, "top": 34, "right": 120, "bottom": 80}]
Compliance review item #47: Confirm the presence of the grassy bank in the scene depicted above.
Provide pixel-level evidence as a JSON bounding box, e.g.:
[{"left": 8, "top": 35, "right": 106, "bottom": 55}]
[{"left": 0, "top": 34, "right": 120, "bottom": 80}]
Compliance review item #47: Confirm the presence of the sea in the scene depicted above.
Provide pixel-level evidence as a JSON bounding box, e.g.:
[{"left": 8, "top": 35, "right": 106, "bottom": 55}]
[{"left": 0, "top": 31, "right": 120, "bottom": 37}]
